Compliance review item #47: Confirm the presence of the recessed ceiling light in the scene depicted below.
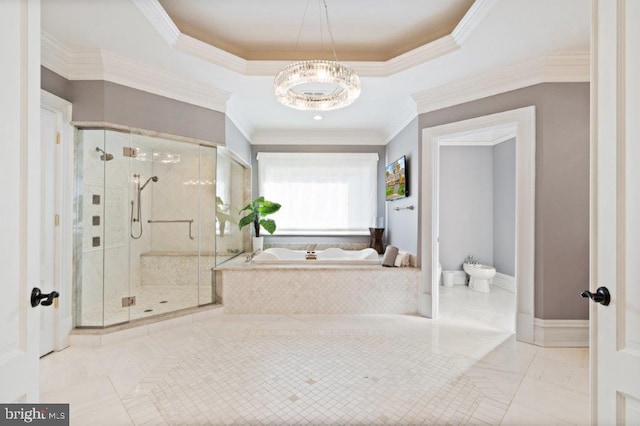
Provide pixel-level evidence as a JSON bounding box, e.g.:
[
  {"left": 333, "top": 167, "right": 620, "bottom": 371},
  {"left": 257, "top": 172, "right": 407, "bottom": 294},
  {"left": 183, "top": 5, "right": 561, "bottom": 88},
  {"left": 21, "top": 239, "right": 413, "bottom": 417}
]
[{"left": 313, "top": 115, "right": 323, "bottom": 121}]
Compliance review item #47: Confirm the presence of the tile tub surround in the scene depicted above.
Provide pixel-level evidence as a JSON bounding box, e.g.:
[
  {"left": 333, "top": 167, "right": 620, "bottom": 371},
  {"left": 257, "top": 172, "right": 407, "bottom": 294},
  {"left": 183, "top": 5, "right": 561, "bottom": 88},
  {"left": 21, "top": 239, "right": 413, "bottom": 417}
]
[{"left": 217, "top": 261, "right": 420, "bottom": 314}]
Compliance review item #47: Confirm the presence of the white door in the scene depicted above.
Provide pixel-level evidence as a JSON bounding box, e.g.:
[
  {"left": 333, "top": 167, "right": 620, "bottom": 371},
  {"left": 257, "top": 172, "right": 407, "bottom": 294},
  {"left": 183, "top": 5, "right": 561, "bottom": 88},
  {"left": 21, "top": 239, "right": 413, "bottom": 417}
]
[
  {"left": 592, "top": 0, "right": 640, "bottom": 423},
  {"left": 0, "top": 0, "right": 42, "bottom": 402},
  {"left": 39, "top": 108, "right": 58, "bottom": 358}
]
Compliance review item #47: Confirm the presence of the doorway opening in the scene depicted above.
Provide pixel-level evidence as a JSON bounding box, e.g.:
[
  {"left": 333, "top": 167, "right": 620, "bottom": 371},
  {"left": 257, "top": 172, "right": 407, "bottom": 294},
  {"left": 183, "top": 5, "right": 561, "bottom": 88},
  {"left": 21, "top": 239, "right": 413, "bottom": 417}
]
[
  {"left": 420, "top": 106, "right": 536, "bottom": 343},
  {"left": 437, "top": 129, "right": 517, "bottom": 333}
]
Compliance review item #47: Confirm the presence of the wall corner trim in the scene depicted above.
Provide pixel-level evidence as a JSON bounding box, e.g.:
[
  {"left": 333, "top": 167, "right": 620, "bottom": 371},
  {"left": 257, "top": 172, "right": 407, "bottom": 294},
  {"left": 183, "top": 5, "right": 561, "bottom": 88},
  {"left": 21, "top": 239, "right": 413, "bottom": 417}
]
[{"left": 533, "top": 318, "right": 589, "bottom": 347}]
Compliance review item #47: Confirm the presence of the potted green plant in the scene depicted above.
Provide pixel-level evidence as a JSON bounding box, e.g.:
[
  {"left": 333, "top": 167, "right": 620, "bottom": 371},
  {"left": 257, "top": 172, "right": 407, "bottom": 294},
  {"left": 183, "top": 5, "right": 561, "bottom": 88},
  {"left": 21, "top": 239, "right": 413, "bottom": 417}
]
[{"left": 238, "top": 196, "right": 281, "bottom": 251}]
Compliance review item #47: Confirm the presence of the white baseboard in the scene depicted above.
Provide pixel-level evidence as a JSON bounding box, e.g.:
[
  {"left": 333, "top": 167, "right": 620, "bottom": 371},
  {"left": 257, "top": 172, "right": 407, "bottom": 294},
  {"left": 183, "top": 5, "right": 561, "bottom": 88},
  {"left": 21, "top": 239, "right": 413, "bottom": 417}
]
[
  {"left": 533, "top": 318, "right": 589, "bottom": 347},
  {"left": 493, "top": 272, "right": 515, "bottom": 293}
]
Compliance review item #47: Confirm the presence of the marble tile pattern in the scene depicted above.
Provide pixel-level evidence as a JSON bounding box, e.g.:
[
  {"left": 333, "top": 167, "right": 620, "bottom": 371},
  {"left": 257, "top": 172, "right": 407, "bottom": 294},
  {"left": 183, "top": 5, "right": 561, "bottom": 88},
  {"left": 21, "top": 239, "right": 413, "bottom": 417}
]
[
  {"left": 140, "top": 252, "right": 217, "bottom": 287},
  {"left": 78, "top": 285, "right": 215, "bottom": 327},
  {"left": 222, "top": 267, "right": 419, "bottom": 314},
  {"left": 40, "top": 311, "right": 589, "bottom": 425}
]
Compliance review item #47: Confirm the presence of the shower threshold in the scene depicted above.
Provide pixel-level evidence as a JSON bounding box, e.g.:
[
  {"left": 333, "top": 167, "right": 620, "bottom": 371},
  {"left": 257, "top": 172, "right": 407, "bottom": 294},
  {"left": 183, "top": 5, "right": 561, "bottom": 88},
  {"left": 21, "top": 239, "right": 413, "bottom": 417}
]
[{"left": 70, "top": 304, "right": 224, "bottom": 346}]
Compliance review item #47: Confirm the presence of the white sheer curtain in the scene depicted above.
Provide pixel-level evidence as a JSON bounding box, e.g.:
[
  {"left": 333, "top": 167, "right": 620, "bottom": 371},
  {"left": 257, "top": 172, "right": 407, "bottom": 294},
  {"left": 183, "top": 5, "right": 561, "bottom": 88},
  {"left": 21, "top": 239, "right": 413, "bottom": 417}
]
[{"left": 257, "top": 152, "right": 378, "bottom": 234}]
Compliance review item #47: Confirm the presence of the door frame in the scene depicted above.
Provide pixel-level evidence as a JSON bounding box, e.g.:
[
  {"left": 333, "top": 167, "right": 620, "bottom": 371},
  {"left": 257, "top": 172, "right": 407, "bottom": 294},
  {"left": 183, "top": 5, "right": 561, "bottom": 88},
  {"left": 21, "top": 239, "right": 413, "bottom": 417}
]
[
  {"left": 41, "top": 90, "right": 73, "bottom": 352},
  {"left": 420, "top": 106, "right": 536, "bottom": 343}
]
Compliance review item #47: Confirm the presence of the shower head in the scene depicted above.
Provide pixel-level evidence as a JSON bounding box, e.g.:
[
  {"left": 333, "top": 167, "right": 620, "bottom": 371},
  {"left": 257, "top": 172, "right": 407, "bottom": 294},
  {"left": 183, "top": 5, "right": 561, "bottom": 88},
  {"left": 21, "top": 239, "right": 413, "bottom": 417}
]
[
  {"left": 95, "top": 147, "right": 114, "bottom": 161},
  {"left": 140, "top": 176, "right": 159, "bottom": 191}
]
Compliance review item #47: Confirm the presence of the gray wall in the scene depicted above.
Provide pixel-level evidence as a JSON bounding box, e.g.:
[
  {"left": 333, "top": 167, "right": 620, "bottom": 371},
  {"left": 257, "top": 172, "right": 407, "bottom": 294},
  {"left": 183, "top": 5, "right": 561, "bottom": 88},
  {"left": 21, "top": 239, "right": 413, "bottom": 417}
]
[
  {"left": 225, "top": 117, "right": 252, "bottom": 165},
  {"left": 385, "top": 118, "right": 419, "bottom": 254},
  {"left": 411, "top": 83, "right": 590, "bottom": 320},
  {"left": 251, "top": 144, "right": 386, "bottom": 245},
  {"left": 439, "top": 146, "right": 494, "bottom": 270},
  {"left": 493, "top": 138, "right": 516, "bottom": 276},
  {"left": 42, "top": 67, "right": 226, "bottom": 145}
]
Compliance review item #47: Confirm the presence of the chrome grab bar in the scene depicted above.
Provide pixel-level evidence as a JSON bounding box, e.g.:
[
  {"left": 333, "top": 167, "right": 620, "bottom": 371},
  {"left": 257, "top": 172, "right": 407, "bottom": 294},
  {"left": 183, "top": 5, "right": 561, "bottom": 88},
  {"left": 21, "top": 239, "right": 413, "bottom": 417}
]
[{"left": 147, "top": 219, "right": 195, "bottom": 240}]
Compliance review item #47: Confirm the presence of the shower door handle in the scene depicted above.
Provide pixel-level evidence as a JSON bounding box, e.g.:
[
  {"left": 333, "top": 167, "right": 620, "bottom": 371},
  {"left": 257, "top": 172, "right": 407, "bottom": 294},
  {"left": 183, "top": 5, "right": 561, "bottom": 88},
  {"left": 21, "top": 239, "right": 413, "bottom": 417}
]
[{"left": 31, "top": 287, "right": 60, "bottom": 307}]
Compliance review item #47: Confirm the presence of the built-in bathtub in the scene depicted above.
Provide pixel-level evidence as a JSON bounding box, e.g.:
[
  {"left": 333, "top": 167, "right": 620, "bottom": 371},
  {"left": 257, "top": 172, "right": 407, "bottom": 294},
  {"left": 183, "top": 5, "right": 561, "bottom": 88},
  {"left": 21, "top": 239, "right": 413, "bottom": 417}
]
[
  {"left": 216, "top": 251, "right": 420, "bottom": 315},
  {"left": 252, "top": 247, "right": 380, "bottom": 265}
]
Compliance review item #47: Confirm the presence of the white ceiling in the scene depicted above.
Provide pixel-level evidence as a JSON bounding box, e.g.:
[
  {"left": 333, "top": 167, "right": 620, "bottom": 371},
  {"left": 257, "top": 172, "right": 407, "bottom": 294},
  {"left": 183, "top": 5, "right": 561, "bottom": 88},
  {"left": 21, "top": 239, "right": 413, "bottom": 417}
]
[{"left": 40, "top": 0, "right": 590, "bottom": 145}]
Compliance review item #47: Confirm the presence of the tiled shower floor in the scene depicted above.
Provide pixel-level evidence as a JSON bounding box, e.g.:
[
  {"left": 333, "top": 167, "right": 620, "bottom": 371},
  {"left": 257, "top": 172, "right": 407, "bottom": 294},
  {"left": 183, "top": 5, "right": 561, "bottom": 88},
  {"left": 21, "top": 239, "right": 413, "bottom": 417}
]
[{"left": 79, "top": 286, "right": 214, "bottom": 326}]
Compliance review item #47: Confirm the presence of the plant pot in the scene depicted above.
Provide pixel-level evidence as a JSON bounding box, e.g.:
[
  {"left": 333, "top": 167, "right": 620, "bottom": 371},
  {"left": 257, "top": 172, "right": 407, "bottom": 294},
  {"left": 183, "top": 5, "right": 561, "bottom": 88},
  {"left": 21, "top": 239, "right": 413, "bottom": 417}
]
[{"left": 252, "top": 237, "right": 264, "bottom": 252}]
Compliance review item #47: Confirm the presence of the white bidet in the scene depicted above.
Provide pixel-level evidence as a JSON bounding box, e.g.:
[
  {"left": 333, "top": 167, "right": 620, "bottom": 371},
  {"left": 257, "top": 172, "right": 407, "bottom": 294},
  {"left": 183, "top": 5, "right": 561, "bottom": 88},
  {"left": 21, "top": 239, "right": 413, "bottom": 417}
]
[{"left": 463, "top": 263, "right": 496, "bottom": 293}]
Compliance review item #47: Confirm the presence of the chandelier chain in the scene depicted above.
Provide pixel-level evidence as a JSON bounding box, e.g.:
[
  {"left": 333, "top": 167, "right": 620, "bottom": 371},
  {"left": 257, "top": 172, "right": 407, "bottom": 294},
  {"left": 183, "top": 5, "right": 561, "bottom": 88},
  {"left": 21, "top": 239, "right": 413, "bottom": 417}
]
[
  {"left": 293, "top": 0, "right": 312, "bottom": 56},
  {"left": 322, "top": 0, "right": 339, "bottom": 62},
  {"left": 273, "top": 0, "right": 360, "bottom": 111}
]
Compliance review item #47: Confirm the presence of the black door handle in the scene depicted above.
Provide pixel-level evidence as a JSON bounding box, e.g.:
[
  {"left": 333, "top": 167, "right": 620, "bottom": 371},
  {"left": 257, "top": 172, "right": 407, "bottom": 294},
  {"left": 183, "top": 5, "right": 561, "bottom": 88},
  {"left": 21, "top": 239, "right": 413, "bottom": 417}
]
[
  {"left": 581, "top": 286, "right": 610, "bottom": 306},
  {"left": 31, "top": 287, "right": 60, "bottom": 308}
]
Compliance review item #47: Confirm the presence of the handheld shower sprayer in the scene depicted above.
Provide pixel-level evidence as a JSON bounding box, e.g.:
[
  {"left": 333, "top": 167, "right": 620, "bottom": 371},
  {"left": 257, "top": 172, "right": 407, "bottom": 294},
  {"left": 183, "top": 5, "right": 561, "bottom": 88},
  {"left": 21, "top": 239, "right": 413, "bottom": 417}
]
[
  {"left": 131, "top": 175, "right": 159, "bottom": 239},
  {"left": 140, "top": 176, "right": 159, "bottom": 191}
]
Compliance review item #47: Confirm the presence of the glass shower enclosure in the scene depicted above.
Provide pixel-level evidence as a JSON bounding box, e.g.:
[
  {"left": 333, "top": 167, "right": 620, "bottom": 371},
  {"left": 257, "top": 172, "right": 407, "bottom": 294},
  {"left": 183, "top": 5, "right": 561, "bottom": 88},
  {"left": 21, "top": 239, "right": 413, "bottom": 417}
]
[{"left": 74, "top": 129, "right": 248, "bottom": 327}]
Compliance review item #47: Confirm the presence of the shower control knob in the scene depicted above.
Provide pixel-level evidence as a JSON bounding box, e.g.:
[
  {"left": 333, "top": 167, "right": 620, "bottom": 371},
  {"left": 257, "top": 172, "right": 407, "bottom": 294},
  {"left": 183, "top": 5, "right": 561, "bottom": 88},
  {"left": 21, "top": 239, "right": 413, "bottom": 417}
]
[{"left": 581, "top": 286, "right": 610, "bottom": 306}]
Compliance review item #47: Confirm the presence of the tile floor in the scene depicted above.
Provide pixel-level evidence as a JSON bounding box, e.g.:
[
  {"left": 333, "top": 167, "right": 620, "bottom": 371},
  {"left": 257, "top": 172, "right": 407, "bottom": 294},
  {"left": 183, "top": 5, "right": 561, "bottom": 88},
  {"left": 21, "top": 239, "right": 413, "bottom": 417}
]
[
  {"left": 41, "top": 286, "right": 589, "bottom": 425},
  {"left": 79, "top": 286, "right": 215, "bottom": 326}
]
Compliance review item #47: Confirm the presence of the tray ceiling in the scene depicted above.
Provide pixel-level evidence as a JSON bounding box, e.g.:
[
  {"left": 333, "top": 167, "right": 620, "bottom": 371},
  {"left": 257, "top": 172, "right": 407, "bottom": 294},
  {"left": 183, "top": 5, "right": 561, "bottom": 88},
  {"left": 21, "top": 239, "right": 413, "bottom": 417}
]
[{"left": 158, "top": 0, "right": 474, "bottom": 61}]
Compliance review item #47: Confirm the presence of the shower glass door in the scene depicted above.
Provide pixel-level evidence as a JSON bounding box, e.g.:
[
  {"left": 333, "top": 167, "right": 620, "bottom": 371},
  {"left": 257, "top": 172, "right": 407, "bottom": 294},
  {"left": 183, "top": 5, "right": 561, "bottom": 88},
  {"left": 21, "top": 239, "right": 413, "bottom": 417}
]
[
  {"left": 198, "top": 145, "right": 217, "bottom": 305},
  {"left": 75, "top": 129, "right": 224, "bottom": 328},
  {"left": 126, "top": 134, "right": 201, "bottom": 320}
]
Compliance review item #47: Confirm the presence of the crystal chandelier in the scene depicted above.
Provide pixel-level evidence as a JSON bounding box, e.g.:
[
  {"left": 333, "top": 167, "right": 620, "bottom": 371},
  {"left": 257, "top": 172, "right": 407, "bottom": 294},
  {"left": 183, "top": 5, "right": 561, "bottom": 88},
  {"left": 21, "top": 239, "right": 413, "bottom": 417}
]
[{"left": 274, "top": 0, "right": 361, "bottom": 112}]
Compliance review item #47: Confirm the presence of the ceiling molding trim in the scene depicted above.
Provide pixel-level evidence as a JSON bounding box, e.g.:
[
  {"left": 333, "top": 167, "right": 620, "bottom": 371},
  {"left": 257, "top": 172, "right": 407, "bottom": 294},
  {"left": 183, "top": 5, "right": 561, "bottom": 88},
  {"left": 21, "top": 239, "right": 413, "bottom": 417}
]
[
  {"left": 384, "top": 35, "right": 459, "bottom": 77},
  {"left": 383, "top": 98, "right": 418, "bottom": 142},
  {"left": 99, "top": 50, "right": 231, "bottom": 112},
  {"left": 130, "top": 0, "right": 180, "bottom": 45},
  {"left": 251, "top": 130, "right": 387, "bottom": 146},
  {"left": 543, "top": 52, "right": 591, "bottom": 81},
  {"left": 41, "top": 35, "right": 231, "bottom": 112},
  {"left": 136, "top": 0, "right": 494, "bottom": 78},
  {"left": 452, "top": 0, "right": 500, "bottom": 45},
  {"left": 41, "top": 31, "right": 72, "bottom": 78},
  {"left": 175, "top": 34, "right": 248, "bottom": 74},
  {"left": 413, "top": 52, "right": 590, "bottom": 114}
]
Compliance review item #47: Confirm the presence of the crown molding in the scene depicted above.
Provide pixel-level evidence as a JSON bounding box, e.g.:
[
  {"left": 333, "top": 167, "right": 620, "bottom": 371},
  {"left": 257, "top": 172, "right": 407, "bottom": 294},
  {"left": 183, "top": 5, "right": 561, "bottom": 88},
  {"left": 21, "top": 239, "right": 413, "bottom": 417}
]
[
  {"left": 175, "top": 33, "right": 248, "bottom": 75},
  {"left": 130, "top": 0, "right": 180, "bottom": 45},
  {"left": 41, "top": 31, "right": 72, "bottom": 77},
  {"left": 452, "top": 0, "right": 499, "bottom": 45},
  {"left": 383, "top": 35, "right": 459, "bottom": 77},
  {"left": 251, "top": 130, "right": 386, "bottom": 146},
  {"left": 134, "top": 0, "right": 497, "bottom": 78},
  {"left": 383, "top": 98, "right": 418, "bottom": 143},
  {"left": 41, "top": 33, "right": 231, "bottom": 113},
  {"left": 413, "top": 52, "right": 590, "bottom": 114}
]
